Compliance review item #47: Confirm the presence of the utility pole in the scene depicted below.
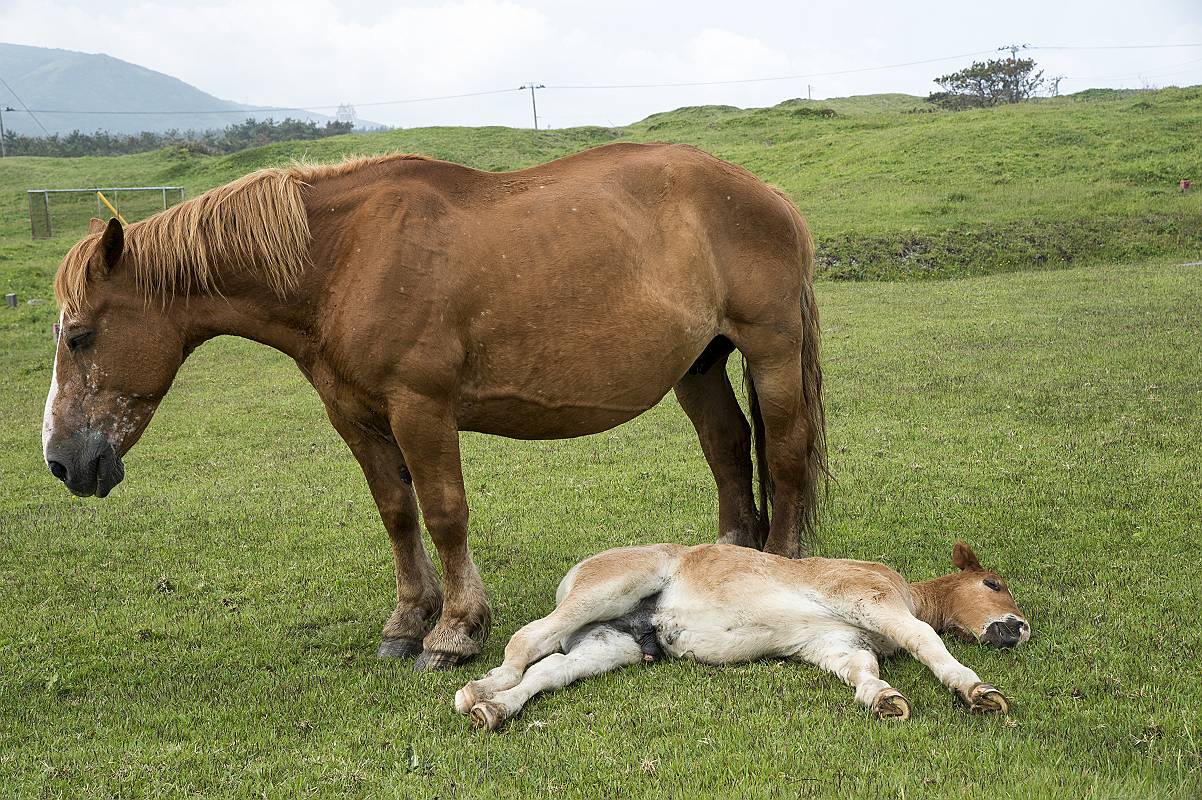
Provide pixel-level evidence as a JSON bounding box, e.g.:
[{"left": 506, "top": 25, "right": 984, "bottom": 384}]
[
  {"left": 0, "top": 107, "right": 13, "bottom": 158},
  {"left": 807, "top": 84, "right": 813, "bottom": 101},
  {"left": 997, "top": 43, "right": 1029, "bottom": 103},
  {"left": 520, "top": 83, "right": 545, "bottom": 130}
]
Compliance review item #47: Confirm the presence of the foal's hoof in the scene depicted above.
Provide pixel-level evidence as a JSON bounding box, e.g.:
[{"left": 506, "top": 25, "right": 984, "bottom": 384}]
[
  {"left": 872, "top": 688, "right": 911, "bottom": 721},
  {"left": 413, "top": 649, "right": 463, "bottom": 672},
  {"left": 469, "top": 700, "right": 508, "bottom": 731},
  {"left": 454, "top": 685, "right": 480, "bottom": 715},
  {"left": 964, "top": 683, "right": 1010, "bottom": 715},
  {"left": 377, "top": 637, "right": 423, "bottom": 659}
]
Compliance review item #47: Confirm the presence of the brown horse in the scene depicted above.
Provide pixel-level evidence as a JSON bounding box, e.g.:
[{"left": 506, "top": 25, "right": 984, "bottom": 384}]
[{"left": 41, "top": 143, "right": 825, "bottom": 670}]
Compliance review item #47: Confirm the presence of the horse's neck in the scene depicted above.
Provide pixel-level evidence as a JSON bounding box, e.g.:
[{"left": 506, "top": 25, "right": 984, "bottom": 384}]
[
  {"left": 906, "top": 575, "right": 956, "bottom": 632},
  {"left": 174, "top": 276, "right": 316, "bottom": 361}
]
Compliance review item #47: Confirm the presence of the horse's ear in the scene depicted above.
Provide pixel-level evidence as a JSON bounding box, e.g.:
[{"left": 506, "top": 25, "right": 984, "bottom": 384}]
[
  {"left": 952, "top": 542, "right": 982, "bottom": 572},
  {"left": 91, "top": 217, "right": 124, "bottom": 276},
  {"left": 89, "top": 218, "right": 106, "bottom": 234}
]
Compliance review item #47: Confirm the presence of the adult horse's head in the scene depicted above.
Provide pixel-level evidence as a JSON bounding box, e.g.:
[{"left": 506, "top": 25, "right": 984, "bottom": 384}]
[
  {"left": 42, "top": 170, "right": 313, "bottom": 497},
  {"left": 42, "top": 217, "right": 189, "bottom": 497}
]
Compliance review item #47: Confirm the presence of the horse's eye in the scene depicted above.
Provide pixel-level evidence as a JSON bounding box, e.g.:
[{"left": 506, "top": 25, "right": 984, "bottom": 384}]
[
  {"left": 66, "top": 330, "right": 95, "bottom": 351},
  {"left": 983, "top": 578, "right": 1003, "bottom": 592}
]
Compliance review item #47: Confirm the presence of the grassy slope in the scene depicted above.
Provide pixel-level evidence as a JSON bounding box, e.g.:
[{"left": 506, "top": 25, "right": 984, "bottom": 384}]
[
  {"left": 2, "top": 86, "right": 1201, "bottom": 291},
  {"left": 1, "top": 264, "right": 1199, "bottom": 798}
]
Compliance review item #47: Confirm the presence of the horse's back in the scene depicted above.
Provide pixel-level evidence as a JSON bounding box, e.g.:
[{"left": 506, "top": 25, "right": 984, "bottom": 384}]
[{"left": 310, "top": 143, "right": 813, "bottom": 439}]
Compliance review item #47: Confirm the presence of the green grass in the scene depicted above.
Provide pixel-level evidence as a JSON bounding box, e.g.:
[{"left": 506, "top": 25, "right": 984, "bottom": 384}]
[
  {"left": 2, "top": 262, "right": 1200, "bottom": 798},
  {"left": 2, "top": 89, "right": 1201, "bottom": 797}
]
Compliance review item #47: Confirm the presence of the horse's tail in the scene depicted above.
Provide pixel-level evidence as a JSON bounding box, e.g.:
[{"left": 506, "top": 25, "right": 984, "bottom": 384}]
[
  {"left": 744, "top": 366, "right": 772, "bottom": 549},
  {"left": 744, "top": 206, "right": 828, "bottom": 553}
]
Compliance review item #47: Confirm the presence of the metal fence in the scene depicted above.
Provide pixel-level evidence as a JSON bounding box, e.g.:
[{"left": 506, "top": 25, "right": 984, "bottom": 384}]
[{"left": 27, "top": 186, "right": 186, "bottom": 239}]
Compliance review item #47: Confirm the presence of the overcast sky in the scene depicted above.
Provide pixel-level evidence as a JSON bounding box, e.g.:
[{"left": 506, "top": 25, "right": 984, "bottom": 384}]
[{"left": 2, "top": 0, "right": 1201, "bottom": 129}]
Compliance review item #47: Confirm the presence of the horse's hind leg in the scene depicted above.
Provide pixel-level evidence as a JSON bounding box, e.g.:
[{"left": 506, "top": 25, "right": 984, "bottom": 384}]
[
  {"left": 456, "top": 544, "right": 675, "bottom": 708},
  {"left": 675, "top": 349, "right": 765, "bottom": 549},
  {"left": 742, "top": 348, "right": 822, "bottom": 558},
  {"left": 466, "top": 625, "right": 644, "bottom": 731}
]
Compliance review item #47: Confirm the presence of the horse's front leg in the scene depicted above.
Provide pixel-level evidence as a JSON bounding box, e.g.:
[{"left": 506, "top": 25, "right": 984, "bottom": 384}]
[
  {"left": 324, "top": 408, "right": 442, "bottom": 658},
  {"left": 392, "top": 401, "right": 491, "bottom": 671}
]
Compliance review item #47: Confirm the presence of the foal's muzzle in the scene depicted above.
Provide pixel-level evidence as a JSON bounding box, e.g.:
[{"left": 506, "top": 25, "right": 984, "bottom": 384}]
[
  {"left": 982, "top": 616, "right": 1029, "bottom": 649},
  {"left": 45, "top": 432, "right": 125, "bottom": 498}
]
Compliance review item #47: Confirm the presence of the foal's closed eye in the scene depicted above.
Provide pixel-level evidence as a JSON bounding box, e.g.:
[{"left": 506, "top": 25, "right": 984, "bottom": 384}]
[{"left": 983, "top": 578, "right": 1004, "bottom": 592}]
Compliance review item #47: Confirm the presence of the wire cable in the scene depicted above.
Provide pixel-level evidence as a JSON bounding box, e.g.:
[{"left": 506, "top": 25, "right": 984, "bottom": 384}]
[
  {"left": 1032, "top": 43, "right": 1202, "bottom": 50},
  {"left": 24, "top": 87, "right": 524, "bottom": 115},
  {"left": 0, "top": 74, "right": 51, "bottom": 135},
  {"left": 5, "top": 43, "right": 1202, "bottom": 120},
  {"left": 546, "top": 49, "right": 1000, "bottom": 90}
]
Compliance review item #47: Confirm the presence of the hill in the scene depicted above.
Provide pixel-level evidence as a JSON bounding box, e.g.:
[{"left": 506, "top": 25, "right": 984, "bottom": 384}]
[
  {"left": 0, "top": 42, "right": 372, "bottom": 135},
  {"left": 1, "top": 85, "right": 1200, "bottom": 296}
]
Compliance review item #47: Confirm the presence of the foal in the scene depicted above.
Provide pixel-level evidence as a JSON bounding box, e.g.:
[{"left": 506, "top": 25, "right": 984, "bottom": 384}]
[{"left": 456, "top": 543, "right": 1029, "bottom": 730}]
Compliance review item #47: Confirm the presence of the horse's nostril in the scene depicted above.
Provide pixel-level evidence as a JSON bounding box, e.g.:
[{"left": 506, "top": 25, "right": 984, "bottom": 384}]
[
  {"left": 48, "top": 460, "right": 68, "bottom": 482},
  {"left": 983, "top": 620, "right": 1023, "bottom": 648}
]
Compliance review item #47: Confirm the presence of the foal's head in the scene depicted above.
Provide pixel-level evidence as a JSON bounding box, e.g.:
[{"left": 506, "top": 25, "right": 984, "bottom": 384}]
[
  {"left": 937, "top": 543, "right": 1030, "bottom": 648},
  {"left": 43, "top": 218, "right": 188, "bottom": 497}
]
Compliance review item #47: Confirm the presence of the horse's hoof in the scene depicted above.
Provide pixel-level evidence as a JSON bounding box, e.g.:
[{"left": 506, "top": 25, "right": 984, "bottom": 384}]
[
  {"left": 470, "top": 700, "right": 507, "bottom": 731},
  {"left": 377, "top": 637, "right": 423, "bottom": 659},
  {"left": 965, "top": 683, "right": 1010, "bottom": 715},
  {"left": 872, "top": 688, "right": 911, "bottom": 721},
  {"left": 454, "top": 685, "right": 479, "bottom": 715},
  {"left": 413, "top": 650, "right": 462, "bottom": 672}
]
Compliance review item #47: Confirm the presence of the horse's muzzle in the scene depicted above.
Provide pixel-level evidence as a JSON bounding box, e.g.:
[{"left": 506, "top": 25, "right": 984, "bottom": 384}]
[
  {"left": 982, "top": 616, "right": 1029, "bottom": 649},
  {"left": 46, "top": 432, "right": 125, "bottom": 498}
]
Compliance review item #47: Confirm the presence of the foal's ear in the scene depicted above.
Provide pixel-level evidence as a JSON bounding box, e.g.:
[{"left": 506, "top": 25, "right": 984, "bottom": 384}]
[
  {"left": 952, "top": 542, "right": 982, "bottom": 572},
  {"left": 89, "top": 217, "right": 106, "bottom": 234},
  {"left": 90, "top": 217, "right": 124, "bottom": 276}
]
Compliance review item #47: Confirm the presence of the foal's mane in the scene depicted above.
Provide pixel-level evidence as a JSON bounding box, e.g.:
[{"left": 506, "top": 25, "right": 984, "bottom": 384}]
[{"left": 54, "top": 153, "right": 429, "bottom": 314}]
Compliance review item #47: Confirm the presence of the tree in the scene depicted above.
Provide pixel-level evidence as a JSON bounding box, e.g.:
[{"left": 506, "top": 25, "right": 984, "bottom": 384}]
[{"left": 929, "top": 57, "right": 1045, "bottom": 110}]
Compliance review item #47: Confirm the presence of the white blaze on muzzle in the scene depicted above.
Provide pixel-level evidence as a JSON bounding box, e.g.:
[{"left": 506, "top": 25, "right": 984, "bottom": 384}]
[{"left": 42, "top": 314, "right": 62, "bottom": 463}]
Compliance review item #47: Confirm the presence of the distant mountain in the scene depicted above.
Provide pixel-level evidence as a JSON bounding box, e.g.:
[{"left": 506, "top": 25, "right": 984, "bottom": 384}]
[{"left": 0, "top": 42, "right": 379, "bottom": 135}]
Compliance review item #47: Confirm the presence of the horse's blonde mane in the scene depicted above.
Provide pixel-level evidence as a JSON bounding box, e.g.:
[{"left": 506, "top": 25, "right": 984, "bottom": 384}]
[{"left": 54, "top": 153, "right": 430, "bottom": 314}]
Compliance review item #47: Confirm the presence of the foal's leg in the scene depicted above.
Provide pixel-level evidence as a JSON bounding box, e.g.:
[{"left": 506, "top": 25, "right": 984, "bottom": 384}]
[
  {"left": 805, "top": 635, "right": 910, "bottom": 721},
  {"left": 674, "top": 356, "right": 765, "bottom": 549},
  {"left": 867, "top": 610, "right": 1010, "bottom": 714},
  {"left": 467, "top": 626, "right": 644, "bottom": 731},
  {"left": 391, "top": 401, "right": 491, "bottom": 671},
  {"left": 325, "top": 409, "right": 441, "bottom": 658},
  {"left": 457, "top": 545, "right": 674, "bottom": 706}
]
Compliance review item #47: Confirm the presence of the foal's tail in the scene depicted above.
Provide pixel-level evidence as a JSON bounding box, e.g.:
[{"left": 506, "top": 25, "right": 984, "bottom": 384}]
[{"left": 744, "top": 216, "right": 828, "bottom": 554}]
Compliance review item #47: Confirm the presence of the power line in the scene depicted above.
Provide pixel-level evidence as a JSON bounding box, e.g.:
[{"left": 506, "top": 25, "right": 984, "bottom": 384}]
[
  {"left": 0, "top": 74, "right": 50, "bottom": 135},
  {"left": 2, "top": 42, "right": 1201, "bottom": 124},
  {"left": 546, "top": 49, "right": 1000, "bottom": 90},
  {"left": 1031, "top": 43, "right": 1202, "bottom": 50},
  {"left": 22, "top": 87, "right": 524, "bottom": 115}
]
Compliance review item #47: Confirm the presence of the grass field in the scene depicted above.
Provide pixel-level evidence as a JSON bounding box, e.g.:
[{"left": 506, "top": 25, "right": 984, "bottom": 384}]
[
  {"left": 1, "top": 90, "right": 1201, "bottom": 797},
  {"left": 2, "top": 262, "right": 1200, "bottom": 798}
]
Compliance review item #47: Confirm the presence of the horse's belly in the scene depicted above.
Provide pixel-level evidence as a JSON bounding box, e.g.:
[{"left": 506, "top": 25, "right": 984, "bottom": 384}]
[
  {"left": 457, "top": 388, "right": 668, "bottom": 439},
  {"left": 456, "top": 325, "right": 714, "bottom": 438},
  {"left": 652, "top": 584, "right": 841, "bottom": 664}
]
